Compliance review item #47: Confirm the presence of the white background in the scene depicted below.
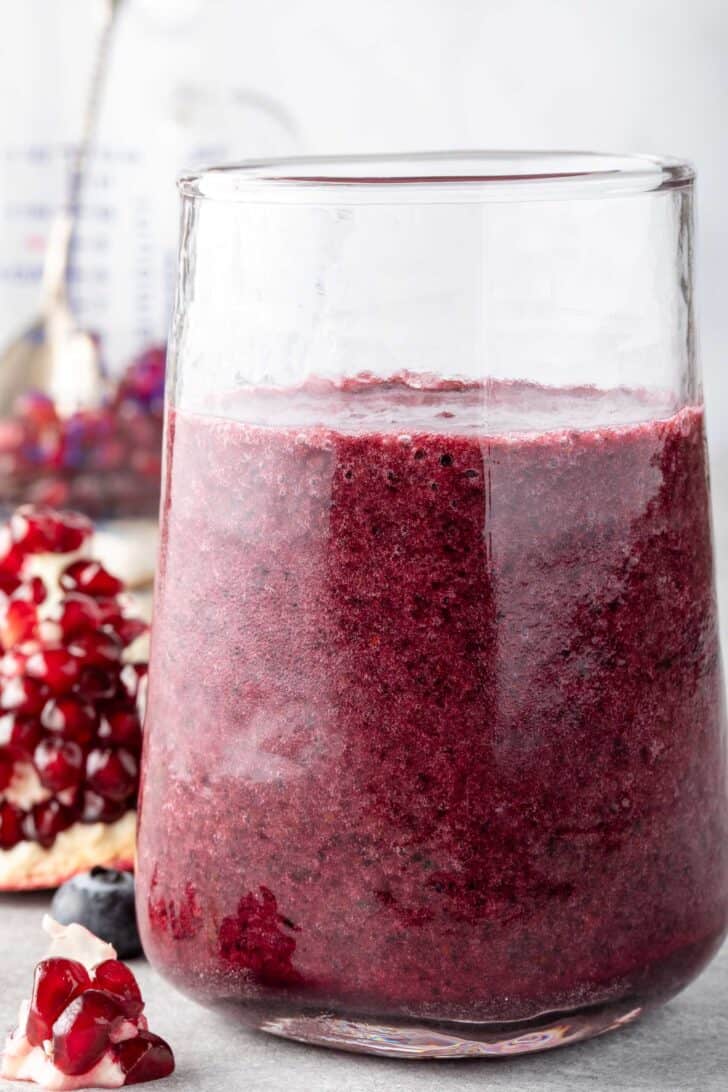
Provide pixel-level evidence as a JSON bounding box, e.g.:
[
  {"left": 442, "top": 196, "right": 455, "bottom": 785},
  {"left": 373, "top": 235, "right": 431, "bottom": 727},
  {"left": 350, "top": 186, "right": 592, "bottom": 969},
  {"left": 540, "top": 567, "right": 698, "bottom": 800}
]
[{"left": 1, "top": 0, "right": 726, "bottom": 556}]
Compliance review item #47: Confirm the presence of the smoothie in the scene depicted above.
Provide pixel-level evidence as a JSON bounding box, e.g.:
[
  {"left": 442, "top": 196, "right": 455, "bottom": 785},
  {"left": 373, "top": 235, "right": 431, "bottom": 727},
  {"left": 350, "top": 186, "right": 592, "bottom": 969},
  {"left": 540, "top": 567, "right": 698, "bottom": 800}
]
[{"left": 137, "top": 376, "right": 728, "bottom": 1028}]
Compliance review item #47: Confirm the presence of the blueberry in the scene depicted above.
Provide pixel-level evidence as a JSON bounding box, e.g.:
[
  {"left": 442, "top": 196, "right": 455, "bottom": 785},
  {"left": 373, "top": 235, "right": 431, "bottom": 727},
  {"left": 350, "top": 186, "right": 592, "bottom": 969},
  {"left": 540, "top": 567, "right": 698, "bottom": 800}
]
[{"left": 50, "top": 867, "right": 142, "bottom": 959}]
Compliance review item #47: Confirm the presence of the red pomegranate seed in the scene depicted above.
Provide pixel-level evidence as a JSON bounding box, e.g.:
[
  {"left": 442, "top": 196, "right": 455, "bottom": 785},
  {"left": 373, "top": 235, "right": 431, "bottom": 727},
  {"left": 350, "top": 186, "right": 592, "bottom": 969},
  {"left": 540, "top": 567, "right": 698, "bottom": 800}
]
[
  {"left": 68, "top": 628, "right": 123, "bottom": 667},
  {"left": 86, "top": 748, "right": 139, "bottom": 802},
  {"left": 94, "top": 597, "right": 125, "bottom": 628},
  {"left": 98, "top": 706, "right": 142, "bottom": 749},
  {"left": 51, "top": 989, "right": 126, "bottom": 1076},
  {"left": 0, "top": 744, "right": 16, "bottom": 789},
  {"left": 111, "top": 617, "right": 148, "bottom": 647},
  {"left": 0, "top": 572, "right": 21, "bottom": 596},
  {"left": 23, "top": 799, "right": 75, "bottom": 848},
  {"left": 25, "top": 647, "right": 82, "bottom": 695},
  {"left": 0, "top": 530, "right": 27, "bottom": 576},
  {"left": 80, "top": 789, "right": 127, "bottom": 824},
  {"left": 10, "top": 576, "right": 47, "bottom": 606},
  {"left": 114, "top": 1031, "right": 175, "bottom": 1085},
  {"left": 0, "top": 598, "right": 38, "bottom": 649},
  {"left": 0, "top": 714, "right": 43, "bottom": 755},
  {"left": 41, "top": 696, "right": 98, "bottom": 744},
  {"left": 52, "top": 593, "right": 103, "bottom": 638},
  {"left": 92, "top": 960, "right": 144, "bottom": 1018},
  {"left": 26, "top": 958, "right": 91, "bottom": 1047},
  {"left": 76, "top": 665, "right": 119, "bottom": 701},
  {"left": 0, "top": 675, "right": 49, "bottom": 715},
  {"left": 34, "top": 738, "right": 84, "bottom": 792},
  {"left": 0, "top": 800, "right": 23, "bottom": 848},
  {"left": 11, "top": 505, "right": 93, "bottom": 554},
  {"left": 60, "top": 560, "right": 124, "bottom": 598}
]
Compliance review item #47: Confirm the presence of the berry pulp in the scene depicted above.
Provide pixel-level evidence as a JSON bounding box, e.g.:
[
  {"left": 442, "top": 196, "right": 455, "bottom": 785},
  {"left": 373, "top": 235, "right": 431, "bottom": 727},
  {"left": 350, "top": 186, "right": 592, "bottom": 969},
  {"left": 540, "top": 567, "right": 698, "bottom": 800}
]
[{"left": 138, "top": 378, "right": 728, "bottom": 1029}]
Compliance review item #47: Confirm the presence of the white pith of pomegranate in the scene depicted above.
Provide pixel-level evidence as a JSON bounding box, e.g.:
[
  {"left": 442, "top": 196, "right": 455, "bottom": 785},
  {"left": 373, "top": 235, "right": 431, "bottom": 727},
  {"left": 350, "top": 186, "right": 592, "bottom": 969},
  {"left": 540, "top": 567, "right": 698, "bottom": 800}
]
[
  {"left": 0, "top": 506, "right": 148, "bottom": 890},
  {"left": 0, "top": 917, "right": 174, "bottom": 1089}
]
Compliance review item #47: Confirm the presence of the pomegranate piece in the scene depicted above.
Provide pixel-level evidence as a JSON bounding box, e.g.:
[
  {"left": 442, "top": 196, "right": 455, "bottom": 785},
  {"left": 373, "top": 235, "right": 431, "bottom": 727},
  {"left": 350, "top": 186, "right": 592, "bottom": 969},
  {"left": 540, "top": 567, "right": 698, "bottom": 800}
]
[
  {"left": 93, "top": 960, "right": 143, "bottom": 1018},
  {"left": 0, "top": 504, "right": 147, "bottom": 885},
  {"left": 1, "top": 917, "right": 174, "bottom": 1088},
  {"left": 86, "top": 748, "right": 138, "bottom": 802},
  {"left": 115, "top": 1032, "right": 175, "bottom": 1085},
  {"left": 34, "top": 738, "right": 84, "bottom": 792},
  {"left": 26, "top": 958, "right": 91, "bottom": 1047},
  {"left": 51, "top": 988, "right": 127, "bottom": 1075},
  {"left": 25, "top": 647, "right": 82, "bottom": 695},
  {"left": 60, "top": 560, "right": 124, "bottom": 598}
]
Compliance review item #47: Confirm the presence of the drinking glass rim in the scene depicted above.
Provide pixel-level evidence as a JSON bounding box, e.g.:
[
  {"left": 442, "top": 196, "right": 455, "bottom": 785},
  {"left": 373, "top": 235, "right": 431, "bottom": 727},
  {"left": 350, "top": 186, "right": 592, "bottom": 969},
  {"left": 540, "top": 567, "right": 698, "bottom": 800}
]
[{"left": 178, "top": 150, "right": 694, "bottom": 205}]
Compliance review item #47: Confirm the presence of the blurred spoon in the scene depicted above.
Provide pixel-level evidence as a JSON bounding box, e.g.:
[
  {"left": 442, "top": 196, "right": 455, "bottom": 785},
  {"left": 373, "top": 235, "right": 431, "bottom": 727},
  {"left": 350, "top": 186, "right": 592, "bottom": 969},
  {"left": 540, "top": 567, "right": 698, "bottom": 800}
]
[{"left": 0, "top": 0, "right": 123, "bottom": 419}]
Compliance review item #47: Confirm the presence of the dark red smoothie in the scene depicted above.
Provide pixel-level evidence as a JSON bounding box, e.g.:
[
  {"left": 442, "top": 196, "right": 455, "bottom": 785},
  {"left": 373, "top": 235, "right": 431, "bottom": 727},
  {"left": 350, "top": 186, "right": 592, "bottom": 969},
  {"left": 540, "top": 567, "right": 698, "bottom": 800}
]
[{"left": 137, "top": 377, "right": 728, "bottom": 1031}]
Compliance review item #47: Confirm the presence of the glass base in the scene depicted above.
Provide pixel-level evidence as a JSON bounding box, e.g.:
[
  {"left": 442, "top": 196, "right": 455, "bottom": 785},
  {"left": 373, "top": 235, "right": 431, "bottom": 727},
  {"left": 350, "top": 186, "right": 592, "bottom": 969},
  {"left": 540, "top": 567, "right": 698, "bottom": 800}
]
[{"left": 256, "top": 1000, "right": 645, "bottom": 1058}]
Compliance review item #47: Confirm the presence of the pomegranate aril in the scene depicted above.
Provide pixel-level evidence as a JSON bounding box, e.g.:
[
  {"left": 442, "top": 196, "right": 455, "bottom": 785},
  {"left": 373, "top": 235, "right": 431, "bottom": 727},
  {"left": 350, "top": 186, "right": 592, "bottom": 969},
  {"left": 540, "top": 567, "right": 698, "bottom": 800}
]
[
  {"left": 51, "top": 988, "right": 126, "bottom": 1076},
  {"left": 80, "top": 789, "right": 127, "bottom": 824},
  {"left": 0, "top": 800, "right": 22, "bottom": 848},
  {"left": 34, "top": 737, "right": 84, "bottom": 791},
  {"left": 41, "top": 696, "right": 98, "bottom": 743},
  {"left": 0, "top": 713, "right": 43, "bottom": 754},
  {"left": 26, "top": 957, "right": 91, "bottom": 1047},
  {"left": 76, "top": 664, "right": 119, "bottom": 701},
  {"left": 0, "top": 675, "right": 49, "bottom": 715},
  {"left": 0, "top": 598, "right": 38, "bottom": 648},
  {"left": 0, "top": 533, "right": 26, "bottom": 576},
  {"left": 98, "top": 705, "right": 142, "bottom": 749},
  {"left": 52, "top": 592, "right": 103, "bottom": 638},
  {"left": 93, "top": 959, "right": 144, "bottom": 1017},
  {"left": 68, "top": 627, "right": 124, "bottom": 667},
  {"left": 24, "top": 799, "right": 75, "bottom": 848},
  {"left": 115, "top": 1031, "right": 175, "bottom": 1085},
  {"left": 10, "top": 505, "right": 93, "bottom": 554},
  {"left": 86, "top": 747, "right": 139, "bottom": 802},
  {"left": 26, "top": 646, "right": 82, "bottom": 694},
  {"left": 0, "top": 572, "right": 21, "bottom": 596},
  {"left": 60, "top": 560, "right": 124, "bottom": 598},
  {"left": 94, "top": 597, "right": 125, "bottom": 628},
  {"left": 11, "top": 575, "right": 47, "bottom": 605},
  {"left": 0, "top": 743, "right": 16, "bottom": 789},
  {"left": 112, "top": 616, "right": 148, "bottom": 647}
]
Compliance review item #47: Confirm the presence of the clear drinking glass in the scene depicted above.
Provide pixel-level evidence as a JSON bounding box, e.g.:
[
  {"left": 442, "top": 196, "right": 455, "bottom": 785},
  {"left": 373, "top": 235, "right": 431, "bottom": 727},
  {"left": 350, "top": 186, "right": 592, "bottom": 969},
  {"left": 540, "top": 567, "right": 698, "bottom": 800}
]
[{"left": 137, "top": 152, "right": 728, "bottom": 1058}]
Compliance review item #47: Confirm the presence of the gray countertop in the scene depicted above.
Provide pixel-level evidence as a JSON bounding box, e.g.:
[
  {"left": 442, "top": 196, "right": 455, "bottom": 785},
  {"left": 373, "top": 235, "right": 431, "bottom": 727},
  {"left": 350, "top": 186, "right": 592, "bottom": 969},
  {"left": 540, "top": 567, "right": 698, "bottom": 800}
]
[{"left": 0, "top": 891, "right": 726, "bottom": 1092}]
